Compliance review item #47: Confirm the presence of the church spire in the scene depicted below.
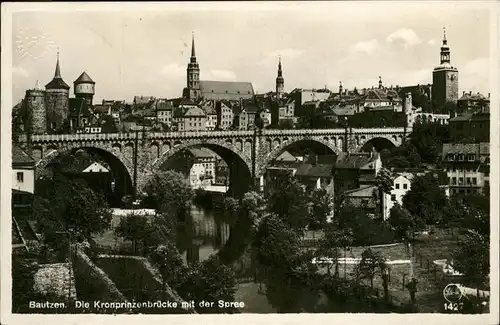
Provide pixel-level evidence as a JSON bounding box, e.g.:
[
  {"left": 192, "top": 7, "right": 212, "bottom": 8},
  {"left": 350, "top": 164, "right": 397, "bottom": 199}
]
[
  {"left": 276, "top": 55, "right": 284, "bottom": 98},
  {"left": 440, "top": 27, "right": 451, "bottom": 64},
  {"left": 54, "top": 49, "right": 61, "bottom": 78},
  {"left": 191, "top": 32, "right": 196, "bottom": 58},
  {"left": 378, "top": 76, "right": 383, "bottom": 89},
  {"left": 278, "top": 56, "right": 282, "bottom": 76}
]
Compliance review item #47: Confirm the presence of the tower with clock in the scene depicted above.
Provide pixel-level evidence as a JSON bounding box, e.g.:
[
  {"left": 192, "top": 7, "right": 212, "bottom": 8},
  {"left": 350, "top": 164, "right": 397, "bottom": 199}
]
[{"left": 432, "top": 28, "right": 459, "bottom": 109}]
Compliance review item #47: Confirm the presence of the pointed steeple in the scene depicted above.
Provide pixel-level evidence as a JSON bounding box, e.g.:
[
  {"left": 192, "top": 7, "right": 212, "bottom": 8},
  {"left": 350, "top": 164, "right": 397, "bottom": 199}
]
[
  {"left": 34, "top": 80, "right": 41, "bottom": 90},
  {"left": 276, "top": 56, "right": 284, "bottom": 98},
  {"left": 278, "top": 56, "right": 282, "bottom": 75},
  {"left": 54, "top": 49, "right": 61, "bottom": 78},
  {"left": 45, "top": 50, "right": 70, "bottom": 90},
  {"left": 378, "top": 76, "right": 383, "bottom": 89},
  {"left": 191, "top": 32, "right": 196, "bottom": 58},
  {"left": 439, "top": 27, "right": 451, "bottom": 65}
]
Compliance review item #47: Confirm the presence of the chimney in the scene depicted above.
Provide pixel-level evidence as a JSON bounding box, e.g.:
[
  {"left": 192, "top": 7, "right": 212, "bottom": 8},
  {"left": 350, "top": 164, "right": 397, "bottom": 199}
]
[
  {"left": 462, "top": 91, "right": 465, "bottom": 96},
  {"left": 488, "top": 93, "right": 490, "bottom": 98},
  {"left": 469, "top": 91, "right": 472, "bottom": 96}
]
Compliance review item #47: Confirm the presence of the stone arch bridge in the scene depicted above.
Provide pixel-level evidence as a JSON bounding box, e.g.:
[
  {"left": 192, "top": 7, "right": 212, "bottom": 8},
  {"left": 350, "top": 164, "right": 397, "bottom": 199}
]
[{"left": 18, "top": 127, "right": 409, "bottom": 196}]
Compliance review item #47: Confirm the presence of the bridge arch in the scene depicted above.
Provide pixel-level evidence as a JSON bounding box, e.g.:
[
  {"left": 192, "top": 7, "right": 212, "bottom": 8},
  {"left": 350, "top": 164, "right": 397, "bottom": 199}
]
[
  {"left": 357, "top": 136, "right": 399, "bottom": 152},
  {"left": 258, "top": 137, "right": 342, "bottom": 177},
  {"left": 35, "top": 144, "right": 135, "bottom": 203},
  {"left": 150, "top": 139, "right": 253, "bottom": 197}
]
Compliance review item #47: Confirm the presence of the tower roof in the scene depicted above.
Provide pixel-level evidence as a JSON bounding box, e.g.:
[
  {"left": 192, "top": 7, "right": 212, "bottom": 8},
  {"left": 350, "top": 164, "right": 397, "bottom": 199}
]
[
  {"left": 45, "top": 51, "right": 70, "bottom": 90},
  {"left": 74, "top": 71, "right": 95, "bottom": 84},
  {"left": 191, "top": 33, "right": 196, "bottom": 57}
]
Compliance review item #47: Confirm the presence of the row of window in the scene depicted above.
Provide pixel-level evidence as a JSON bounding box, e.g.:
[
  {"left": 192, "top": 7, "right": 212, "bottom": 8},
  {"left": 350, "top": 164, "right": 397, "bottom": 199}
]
[
  {"left": 447, "top": 154, "right": 476, "bottom": 162},
  {"left": 449, "top": 176, "right": 478, "bottom": 185}
]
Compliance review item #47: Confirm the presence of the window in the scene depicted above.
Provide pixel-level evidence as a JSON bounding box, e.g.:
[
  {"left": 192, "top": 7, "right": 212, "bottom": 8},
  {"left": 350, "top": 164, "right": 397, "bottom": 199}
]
[
  {"left": 395, "top": 183, "right": 400, "bottom": 189},
  {"left": 16, "top": 172, "right": 23, "bottom": 182},
  {"left": 458, "top": 154, "right": 464, "bottom": 161},
  {"left": 466, "top": 177, "right": 471, "bottom": 185},
  {"left": 391, "top": 194, "right": 396, "bottom": 201},
  {"left": 468, "top": 155, "right": 475, "bottom": 162},
  {"left": 447, "top": 154, "right": 455, "bottom": 161},
  {"left": 472, "top": 177, "right": 477, "bottom": 185},
  {"left": 403, "top": 183, "right": 408, "bottom": 189},
  {"left": 458, "top": 177, "right": 464, "bottom": 185},
  {"left": 485, "top": 171, "right": 490, "bottom": 177}
]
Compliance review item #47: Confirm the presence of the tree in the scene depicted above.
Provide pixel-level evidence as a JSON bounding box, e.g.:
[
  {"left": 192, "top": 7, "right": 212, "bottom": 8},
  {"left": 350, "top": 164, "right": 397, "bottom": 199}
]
[
  {"left": 355, "top": 248, "right": 386, "bottom": 288},
  {"left": 100, "top": 114, "right": 119, "bottom": 133},
  {"left": 254, "top": 214, "right": 300, "bottom": 271},
  {"left": 115, "top": 213, "right": 149, "bottom": 253},
  {"left": 388, "top": 203, "right": 415, "bottom": 240},
  {"left": 176, "top": 257, "right": 237, "bottom": 313},
  {"left": 277, "top": 119, "right": 294, "bottom": 129},
  {"left": 402, "top": 173, "right": 447, "bottom": 225},
  {"left": 149, "top": 242, "right": 185, "bottom": 295},
  {"left": 408, "top": 121, "right": 450, "bottom": 164},
  {"left": 34, "top": 175, "right": 112, "bottom": 246},
  {"left": 309, "top": 188, "right": 332, "bottom": 229},
  {"left": 253, "top": 214, "right": 307, "bottom": 312},
  {"left": 452, "top": 229, "right": 489, "bottom": 288},
  {"left": 375, "top": 167, "right": 393, "bottom": 218},
  {"left": 315, "top": 224, "right": 342, "bottom": 276},
  {"left": 267, "top": 171, "right": 310, "bottom": 232},
  {"left": 143, "top": 170, "right": 194, "bottom": 214}
]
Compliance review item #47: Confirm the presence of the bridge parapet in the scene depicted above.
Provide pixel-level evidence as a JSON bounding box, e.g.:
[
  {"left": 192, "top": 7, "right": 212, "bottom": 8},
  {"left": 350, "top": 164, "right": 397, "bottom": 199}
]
[
  {"left": 146, "top": 130, "right": 254, "bottom": 139},
  {"left": 262, "top": 128, "right": 346, "bottom": 136}
]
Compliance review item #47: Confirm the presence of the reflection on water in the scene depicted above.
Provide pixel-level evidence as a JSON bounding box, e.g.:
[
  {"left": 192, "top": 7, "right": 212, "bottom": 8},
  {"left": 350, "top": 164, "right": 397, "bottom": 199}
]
[{"left": 181, "top": 205, "right": 231, "bottom": 263}]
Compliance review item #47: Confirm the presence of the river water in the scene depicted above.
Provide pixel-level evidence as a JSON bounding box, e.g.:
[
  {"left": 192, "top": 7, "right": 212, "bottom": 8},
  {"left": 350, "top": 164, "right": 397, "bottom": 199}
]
[{"left": 181, "top": 205, "right": 231, "bottom": 263}]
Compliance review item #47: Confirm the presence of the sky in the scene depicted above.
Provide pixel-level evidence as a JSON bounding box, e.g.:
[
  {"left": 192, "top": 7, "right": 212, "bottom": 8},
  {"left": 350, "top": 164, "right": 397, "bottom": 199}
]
[{"left": 10, "top": 2, "right": 493, "bottom": 104}]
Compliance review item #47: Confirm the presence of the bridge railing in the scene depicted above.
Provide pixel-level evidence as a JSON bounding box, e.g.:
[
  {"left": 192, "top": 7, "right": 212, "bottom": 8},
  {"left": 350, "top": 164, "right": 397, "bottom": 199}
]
[{"left": 20, "top": 127, "right": 410, "bottom": 143}]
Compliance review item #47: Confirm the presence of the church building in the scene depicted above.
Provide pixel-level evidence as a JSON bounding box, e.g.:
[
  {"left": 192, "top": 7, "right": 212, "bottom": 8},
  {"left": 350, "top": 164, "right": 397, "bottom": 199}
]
[{"left": 182, "top": 34, "right": 255, "bottom": 101}]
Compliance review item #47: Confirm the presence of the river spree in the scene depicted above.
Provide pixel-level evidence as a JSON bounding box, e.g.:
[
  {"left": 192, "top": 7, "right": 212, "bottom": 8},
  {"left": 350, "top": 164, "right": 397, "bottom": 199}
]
[{"left": 181, "top": 205, "right": 231, "bottom": 263}]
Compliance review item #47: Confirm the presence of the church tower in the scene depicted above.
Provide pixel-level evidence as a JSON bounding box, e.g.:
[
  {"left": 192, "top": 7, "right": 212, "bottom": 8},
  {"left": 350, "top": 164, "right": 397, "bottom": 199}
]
[
  {"left": 45, "top": 51, "right": 70, "bottom": 133},
  {"left": 74, "top": 71, "right": 96, "bottom": 106},
  {"left": 432, "top": 28, "right": 459, "bottom": 109},
  {"left": 183, "top": 33, "right": 201, "bottom": 100},
  {"left": 275, "top": 56, "right": 284, "bottom": 99}
]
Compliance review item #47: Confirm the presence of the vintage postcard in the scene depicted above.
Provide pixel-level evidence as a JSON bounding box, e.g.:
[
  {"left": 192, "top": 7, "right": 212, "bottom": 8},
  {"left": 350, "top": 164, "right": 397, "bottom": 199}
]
[{"left": 1, "top": 1, "right": 498, "bottom": 325}]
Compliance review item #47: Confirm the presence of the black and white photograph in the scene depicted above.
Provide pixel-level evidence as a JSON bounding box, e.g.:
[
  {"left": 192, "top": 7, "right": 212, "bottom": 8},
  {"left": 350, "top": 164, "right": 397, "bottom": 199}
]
[{"left": 1, "top": 1, "right": 498, "bottom": 324}]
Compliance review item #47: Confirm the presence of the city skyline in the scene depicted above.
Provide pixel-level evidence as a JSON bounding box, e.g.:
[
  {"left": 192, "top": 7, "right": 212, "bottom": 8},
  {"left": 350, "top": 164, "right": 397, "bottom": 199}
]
[{"left": 11, "top": 2, "right": 492, "bottom": 104}]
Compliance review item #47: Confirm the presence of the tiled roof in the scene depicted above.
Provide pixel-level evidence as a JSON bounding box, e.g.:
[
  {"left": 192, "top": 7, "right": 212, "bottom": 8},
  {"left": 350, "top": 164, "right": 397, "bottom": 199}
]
[
  {"left": 200, "top": 80, "right": 255, "bottom": 100},
  {"left": 295, "top": 163, "right": 333, "bottom": 178},
  {"left": 203, "top": 105, "right": 217, "bottom": 115},
  {"left": 93, "top": 104, "right": 112, "bottom": 114},
  {"left": 344, "top": 184, "right": 377, "bottom": 197},
  {"left": 242, "top": 99, "right": 259, "bottom": 113},
  {"left": 335, "top": 152, "right": 376, "bottom": 169},
  {"left": 69, "top": 98, "right": 91, "bottom": 117},
  {"left": 134, "top": 96, "right": 155, "bottom": 104},
  {"left": 458, "top": 92, "right": 488, "bottom": 101},
  {"left": 449, "top": 113, "right": 473, "bottom": 122},
  {"left": 442, "top": 143, "right": 480, "bottom": 156},
  {"left": 74, "top": 71, "right": 95, "bottom": 84},
  {"left": 12, "top": 145, "right": 35, "bottom": 165},
  {"left": 275, "top": 150, "right": 297, "bottom": 162},
  {"left": 45, "top": 77, "right": 70, "bottom": 90},
  {"left": 184, "top": 106, "right": 206, "bottom": 117},
  {"left": 156, "top": 100, "right": 174, "bottom": 111},
  {"left": 188, "top": 148, "right": 216, "bottom": 159}
]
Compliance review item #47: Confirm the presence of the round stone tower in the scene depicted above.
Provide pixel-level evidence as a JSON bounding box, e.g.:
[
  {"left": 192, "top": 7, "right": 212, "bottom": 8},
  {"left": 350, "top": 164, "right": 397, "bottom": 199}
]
[
  {"left": 24, "top": 80, "right": 47, "bottom": 135},
  {"left": 45, "top": 52, "right": 70, "bottom": 133},
  {"left": 74, "top": 71, "right": 95, "bottom": 106}
]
